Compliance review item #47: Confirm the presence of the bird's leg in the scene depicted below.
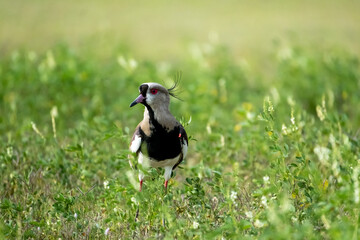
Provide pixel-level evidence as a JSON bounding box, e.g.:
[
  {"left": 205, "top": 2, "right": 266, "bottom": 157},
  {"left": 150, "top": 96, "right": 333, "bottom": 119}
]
[
  {"left": 164, "top": 166, "right": 172, "bottom": 192},
  {"left": 140, "top": 180, "right": 143, "bottom": 192},
  {"left": 139, "top": 171, "right": 144, "bottom": 192}
]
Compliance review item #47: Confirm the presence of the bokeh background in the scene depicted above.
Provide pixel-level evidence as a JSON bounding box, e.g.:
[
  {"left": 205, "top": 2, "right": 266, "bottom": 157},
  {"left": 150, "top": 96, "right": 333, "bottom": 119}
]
[{"left": 1, "top": 0, "right": 360, "bottom": 60}]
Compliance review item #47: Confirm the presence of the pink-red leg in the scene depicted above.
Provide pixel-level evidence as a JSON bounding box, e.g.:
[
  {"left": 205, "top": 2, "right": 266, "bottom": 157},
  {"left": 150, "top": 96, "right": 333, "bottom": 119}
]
[
  {"left": 164, "top": 166, "right": 172, "bottom": 192},
  {"left": 139, "top": 179, "right": 143, "bottom": 192}
]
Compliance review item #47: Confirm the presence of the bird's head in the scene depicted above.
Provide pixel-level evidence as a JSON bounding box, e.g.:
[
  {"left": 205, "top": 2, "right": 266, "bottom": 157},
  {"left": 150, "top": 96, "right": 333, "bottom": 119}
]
[{"left": 130, "top": 82, "right": 178, "bottom": 109}]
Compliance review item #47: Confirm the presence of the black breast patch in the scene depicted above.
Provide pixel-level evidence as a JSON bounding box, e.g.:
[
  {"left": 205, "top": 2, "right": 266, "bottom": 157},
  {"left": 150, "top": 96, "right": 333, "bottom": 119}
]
[{"left": 139, "top": 125, "right": 182, "bottom": 161}]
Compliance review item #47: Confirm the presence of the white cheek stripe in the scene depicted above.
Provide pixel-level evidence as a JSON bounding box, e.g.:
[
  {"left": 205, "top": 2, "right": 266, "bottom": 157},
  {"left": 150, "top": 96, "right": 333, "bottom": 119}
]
[{"left": 130, "top": 135, "right": 142, "bottom": 153}]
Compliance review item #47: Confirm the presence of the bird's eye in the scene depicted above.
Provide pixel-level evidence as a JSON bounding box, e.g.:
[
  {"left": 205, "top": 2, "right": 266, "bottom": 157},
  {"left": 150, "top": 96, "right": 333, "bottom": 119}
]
[{"left": 150, "top": 89, "right": 158, "bottom": 95}]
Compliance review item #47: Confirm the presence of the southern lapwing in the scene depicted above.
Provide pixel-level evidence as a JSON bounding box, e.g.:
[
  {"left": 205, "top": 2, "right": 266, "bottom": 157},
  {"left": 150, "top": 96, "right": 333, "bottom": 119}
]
[{"left": 129, "top": 82, "right": 188, "bottom": 191}]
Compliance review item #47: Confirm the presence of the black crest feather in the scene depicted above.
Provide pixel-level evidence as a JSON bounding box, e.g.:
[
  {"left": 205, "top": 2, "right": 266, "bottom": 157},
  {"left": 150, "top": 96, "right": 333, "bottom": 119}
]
[{"left": 167, "top": 71, "right": 183, "bottom": 100}]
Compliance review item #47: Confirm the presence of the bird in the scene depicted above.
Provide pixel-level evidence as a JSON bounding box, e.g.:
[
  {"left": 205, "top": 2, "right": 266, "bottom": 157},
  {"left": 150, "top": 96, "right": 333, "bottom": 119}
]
[{"left": 129, "top": 82, "right": 188, "bottom": 191}]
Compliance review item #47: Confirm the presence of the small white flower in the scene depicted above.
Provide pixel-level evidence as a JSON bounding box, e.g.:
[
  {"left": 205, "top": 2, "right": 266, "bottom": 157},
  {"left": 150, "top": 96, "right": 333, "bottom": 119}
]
[
  {"left": 131, "top": 197, "right": 137, "bottom": 204},
  {"left": 193, "top": 221, "right": 199, "bottom": 229},
  {"left": 103, "top": 180, "right": 109, "bottom": 189},
  {"left": 105, "top": 227, "right": 110, "bottom": 235},
  {"left": 267, "top": 105, "right": 274, "bottom": 113},
  {"left": 74, "top": 213, "right": 78, "bottom": 219},
  {"left": 263, "top": 175, "right": 270, "bottom": 184},
  {"left": 290, "top": 109, "right": 295, "bottom": 125},
  {"left": 230, "top": 191, "right": 237, "bottom": 201},
  {"left": 245, "top": 211, "right": 253, "bottom": 220},
  {"left": 261, "top": 196, "right": 268, "bottom": 208},
  {"left": 230, "top": 191, "right": 238, "bottom": 206},
  {"left": 246, "top": 111, "right": 255, "bottom": 120},
  {"left": 254, "top": 219, "right": 265, "bottom": 228},
  {"left": 314, "top": 146, "right": 331, "bottom": 164},
  {"left": 6, "top": 146, "right": 13, "bottom": 157},
  {"left": 291, "top": 116, "right": 295, "bottom": 125},
  {"left": 264, "top": 97, "right": 274, "bottom": 113},
  {"left": 282, "top": 124, "right": 288, "bottom": 135},
  {"left": 212, "top": 196, "right": 218, "bottom": 205}
]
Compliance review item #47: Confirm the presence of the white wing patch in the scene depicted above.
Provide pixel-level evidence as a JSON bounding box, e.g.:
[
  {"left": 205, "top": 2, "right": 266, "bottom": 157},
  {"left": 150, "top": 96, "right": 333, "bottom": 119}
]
[{"left": 130, "top": 135, "right": 142, "bottom": 153}]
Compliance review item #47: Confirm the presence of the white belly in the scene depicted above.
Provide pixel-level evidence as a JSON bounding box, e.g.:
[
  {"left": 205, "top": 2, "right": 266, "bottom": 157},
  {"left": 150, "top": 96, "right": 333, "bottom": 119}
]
[
  {"left": 138, "top": 152, "right": 181, "bottom": 168},
  {"left": 137, "top": 142, "right": 187, "bottom": 182}
]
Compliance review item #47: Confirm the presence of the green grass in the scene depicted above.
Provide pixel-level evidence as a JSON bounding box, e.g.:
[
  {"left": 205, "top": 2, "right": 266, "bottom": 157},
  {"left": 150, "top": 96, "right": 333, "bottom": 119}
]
[{"left": 1, "top": 40, "right": 360, "bottom": 239}]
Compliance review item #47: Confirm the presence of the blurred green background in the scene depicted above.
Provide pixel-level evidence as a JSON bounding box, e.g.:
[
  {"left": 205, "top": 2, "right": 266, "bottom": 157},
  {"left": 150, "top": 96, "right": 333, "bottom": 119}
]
[
  {"left": 1, "top": 0, "right": 360, "bottom": 60},
  {"left": 1, "top": 0, "right": 360, "bottom": 239}
]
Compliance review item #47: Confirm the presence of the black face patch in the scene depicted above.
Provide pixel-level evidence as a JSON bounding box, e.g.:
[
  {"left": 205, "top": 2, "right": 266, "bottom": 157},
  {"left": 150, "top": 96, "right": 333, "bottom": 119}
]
[{"left": 139, "top": 84, "right": 148, "bottom": 97}]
